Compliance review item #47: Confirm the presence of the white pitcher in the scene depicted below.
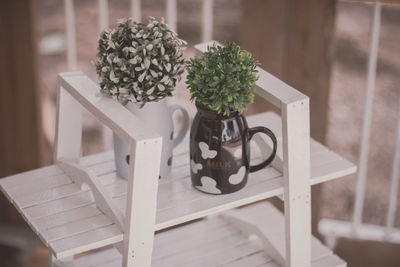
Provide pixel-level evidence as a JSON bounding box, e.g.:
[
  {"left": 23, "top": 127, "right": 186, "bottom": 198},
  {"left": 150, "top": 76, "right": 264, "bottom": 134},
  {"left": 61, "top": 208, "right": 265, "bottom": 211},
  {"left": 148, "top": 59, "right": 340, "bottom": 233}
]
[{"left": 113, "top": 99, "right": 189, "bottom": 179}]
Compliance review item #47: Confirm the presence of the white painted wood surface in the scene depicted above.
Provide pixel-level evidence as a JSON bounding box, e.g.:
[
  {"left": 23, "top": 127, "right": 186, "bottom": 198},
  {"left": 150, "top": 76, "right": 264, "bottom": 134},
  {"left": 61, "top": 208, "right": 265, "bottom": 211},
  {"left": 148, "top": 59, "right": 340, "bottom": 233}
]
[
  {"left": 122, "top": 138, "right": 162, "bottom": 266},
  {"left": 58, "top": 72, "right": 160, "bottom": 144},
  {"left": 66, "top": 202, "right": 345, "bottom": 267},
  {"left": 282, "top": 99, "right": 311, "bottom": 267},
  {"left": 0, "top": 111, "right": 354, "bottom": 262},
  {"left": 0, "top": 68, "right": 355, "bottom": 266}
]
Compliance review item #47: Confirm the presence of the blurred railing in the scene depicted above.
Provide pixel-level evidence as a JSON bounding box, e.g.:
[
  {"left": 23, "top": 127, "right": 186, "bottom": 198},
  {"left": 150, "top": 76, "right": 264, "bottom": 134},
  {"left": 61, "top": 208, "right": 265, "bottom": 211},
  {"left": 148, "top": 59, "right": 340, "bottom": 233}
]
[
  {"left": 62, "top": 0, "right": 214, "bottom": 150},
  {"left": 319, "top": 1, "right": 400, "bottom": 247},
  {"left": 63, "top": 0, "right": 214, "bottom": 71}
]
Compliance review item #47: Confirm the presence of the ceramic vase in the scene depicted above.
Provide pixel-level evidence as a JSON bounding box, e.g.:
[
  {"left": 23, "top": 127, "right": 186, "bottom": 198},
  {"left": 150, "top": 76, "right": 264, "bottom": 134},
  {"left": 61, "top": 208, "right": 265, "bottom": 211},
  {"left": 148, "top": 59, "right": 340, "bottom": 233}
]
[{"left": 114, "top": 100, "right": 189, "bottom": 179}]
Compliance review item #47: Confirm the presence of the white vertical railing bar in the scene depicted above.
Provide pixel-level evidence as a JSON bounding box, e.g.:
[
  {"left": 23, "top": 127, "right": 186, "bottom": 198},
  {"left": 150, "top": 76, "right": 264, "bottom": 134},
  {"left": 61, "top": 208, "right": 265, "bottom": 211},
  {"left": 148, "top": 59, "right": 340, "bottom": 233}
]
[
  {"left": 97, "top": 0, "right": 113, "bottom": 151},
  {"left": 130, "top": 0, "right": 142, "bottom": 22},
  {"left": 385, "top": 100, "right": 400, "bottom": 236},
  {"left": 352, "top": 2, "right": 381, "bottom": 230},
  {"left": 166, "top": 0, "right": 178, "bottom": 32},
  {"left": 98, "top": 0, "right": 109, "bottom": 33},
  {"left": 64, "top": 0, "right": 77, "bottom": 71},
  {"left": 202, "top": 0, "right": 213, "bottom": 42}
]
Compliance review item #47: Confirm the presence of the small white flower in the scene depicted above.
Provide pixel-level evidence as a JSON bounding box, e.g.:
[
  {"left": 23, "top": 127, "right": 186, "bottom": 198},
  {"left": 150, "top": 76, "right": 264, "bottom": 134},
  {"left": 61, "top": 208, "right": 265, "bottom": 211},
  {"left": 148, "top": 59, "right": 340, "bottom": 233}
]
[
  {"left": 152, "top": 59, "right": 158, "bottom": 66},
  {"left": 138, "top": 71, "right": 146, "bottom": 83},
  {"left": 160, "top": 76, "right": 168, "bottom": 83},
  {"left": 147, "top": 87, "right": 155, "bottom": 95},
  {"left": 129, "top": 58, "right": 137, "bottom": 64},
  {"left": 128, "top": 47, "right": 136, "bottom": 53},
  {"left": 165, "top": 63, "right": 171, "bottom": 72},
  {"left": 135, "top": 66, "right": 142, "bottom": 71},
  {"left": 143, "top": 48, "right": 146, "bottom": 56},
  {"left": 164, "top": 55, "right": 170, "bottom": 61},
  {"left": 107, "top": 54, "right": 113, "bottom": 64},
  {"left": 150, "top": 70, "right": 158, "bottom": 77},
  {"left": 119, "top": 87, "right": 129, "bottom": 94},
  {"left": 122, "top": 47, "right": 130, "bottom": 56},
  {"left": 107, "top": 40, "right": 116, "bottom": 50},
  {"left": 148, "top": 96, "right": 155, "bottom": 100},
  {"left": 144, "top": 58, "right": 150, "bottom": 69},
  {"left": 146, "top": 44, "right": 153, "bottom": 51},
  {"left": 101, "top": 66, "right": 108, "bottom": 72},
  {"left": 113, "top": 57, "right": 121, "bottom": 63},
  {"left": 158, "top": 84, "right": 165, "bottom": 91},
  {"left": 163, "top": 77, "right": 170, "bottom": 85},
  {"left": 109, "top": 71, "right": 119, "bottom": 83}
]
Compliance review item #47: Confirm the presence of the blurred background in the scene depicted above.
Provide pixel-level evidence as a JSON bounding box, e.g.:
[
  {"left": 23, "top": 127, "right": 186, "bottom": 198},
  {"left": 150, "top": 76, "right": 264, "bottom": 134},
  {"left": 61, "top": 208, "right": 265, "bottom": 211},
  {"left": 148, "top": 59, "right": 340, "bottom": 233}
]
[{"left": 1, "top": 0, "right": 400, "bottom": 266}]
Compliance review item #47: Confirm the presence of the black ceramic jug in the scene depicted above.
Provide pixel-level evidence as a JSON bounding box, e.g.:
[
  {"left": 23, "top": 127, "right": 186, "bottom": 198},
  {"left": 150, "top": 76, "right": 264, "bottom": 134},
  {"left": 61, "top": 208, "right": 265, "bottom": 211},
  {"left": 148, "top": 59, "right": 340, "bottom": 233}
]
[{"left": 190, "top": 103, "right": 277, "bottom": 194}]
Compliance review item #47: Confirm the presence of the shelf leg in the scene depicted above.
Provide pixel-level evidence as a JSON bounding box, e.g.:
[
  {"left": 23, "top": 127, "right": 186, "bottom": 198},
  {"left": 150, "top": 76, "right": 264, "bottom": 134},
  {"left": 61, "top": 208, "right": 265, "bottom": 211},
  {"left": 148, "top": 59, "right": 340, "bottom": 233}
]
[
  {"left": 122, "top": 138, "right": 162, "bottom": 267},
  {"left": 281, "top": 99, "right": 311, "bottom": 267},
  {"left": 54, "top": 84, "right": 82, "bottom": 163}
]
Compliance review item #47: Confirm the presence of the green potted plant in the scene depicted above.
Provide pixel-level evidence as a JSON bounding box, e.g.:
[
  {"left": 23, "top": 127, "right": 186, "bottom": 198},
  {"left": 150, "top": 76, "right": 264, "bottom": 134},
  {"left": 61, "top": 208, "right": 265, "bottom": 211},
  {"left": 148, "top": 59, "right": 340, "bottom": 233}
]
[
  {"left": 186, "top": 42, "right": 277, "bottom": 194},
  {"left": 95, "top": 17, "right": 189, "bottom": 179}
]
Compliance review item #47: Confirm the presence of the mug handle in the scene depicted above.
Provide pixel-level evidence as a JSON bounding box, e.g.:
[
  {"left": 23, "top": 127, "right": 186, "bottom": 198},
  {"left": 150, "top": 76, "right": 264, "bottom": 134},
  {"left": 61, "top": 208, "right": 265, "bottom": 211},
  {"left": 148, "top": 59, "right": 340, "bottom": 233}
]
[
  {"left": 247, "top": 126, "right": 277, "bottom": 173},
  {"left": 168, "top": 104, "right": 190, "bottom": 148}
]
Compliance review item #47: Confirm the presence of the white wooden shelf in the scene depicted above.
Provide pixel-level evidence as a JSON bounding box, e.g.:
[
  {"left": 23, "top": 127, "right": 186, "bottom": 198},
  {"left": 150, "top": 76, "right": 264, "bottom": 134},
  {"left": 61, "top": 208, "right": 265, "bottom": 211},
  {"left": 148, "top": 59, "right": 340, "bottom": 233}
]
[
  {"left": 66, "top": 202, "right": 345, "bottom": 267},
  {"left": 0, "top": 111, "right": 355, "bottom": 260},
  {"left": 0, "top": 62, "right": 357, "bottom": 266}
]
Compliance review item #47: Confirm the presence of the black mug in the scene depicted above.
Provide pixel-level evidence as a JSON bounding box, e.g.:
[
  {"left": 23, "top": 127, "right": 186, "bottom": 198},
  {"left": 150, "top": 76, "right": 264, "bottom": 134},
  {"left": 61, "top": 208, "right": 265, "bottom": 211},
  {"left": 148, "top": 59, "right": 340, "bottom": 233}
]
[{"left": 190, "top": 104, "right": 277, "bottom": 194}]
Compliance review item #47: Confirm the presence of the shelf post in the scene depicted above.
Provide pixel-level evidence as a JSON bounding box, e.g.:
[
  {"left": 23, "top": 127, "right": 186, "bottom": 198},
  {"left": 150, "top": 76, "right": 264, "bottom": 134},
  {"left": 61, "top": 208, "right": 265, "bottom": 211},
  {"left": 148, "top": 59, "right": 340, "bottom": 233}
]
[
  {"left": 54, "top": 82, "right": 83, "bottom": 163},
  {"left": 281, "top": 98, "right": 311, "bottom": 267},
  {"left": 122, "top": 138, "right": 162, "bottom": 266}
]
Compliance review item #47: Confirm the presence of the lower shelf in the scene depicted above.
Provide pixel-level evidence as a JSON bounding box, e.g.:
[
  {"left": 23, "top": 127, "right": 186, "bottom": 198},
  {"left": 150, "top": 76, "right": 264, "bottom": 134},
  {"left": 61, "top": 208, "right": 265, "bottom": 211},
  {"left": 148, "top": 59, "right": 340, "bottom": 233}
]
[
  {"left": 68, "top": 202, "right": 345, "bottom": 267},
  {"left": 0, "top": 112, "right": 356, "bottom": 259}
]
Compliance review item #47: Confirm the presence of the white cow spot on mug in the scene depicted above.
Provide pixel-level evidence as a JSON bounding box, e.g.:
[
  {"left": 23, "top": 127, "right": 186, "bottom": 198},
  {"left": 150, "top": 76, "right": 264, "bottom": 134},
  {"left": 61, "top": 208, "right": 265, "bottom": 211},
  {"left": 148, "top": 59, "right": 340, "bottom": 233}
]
[
  {"left": 190, "top": 160, "right": 203, "bottom": 174},
  {"left": 234, "top": 148, "right": 242, "bottom": 158},
  {"left": 199, "top": 142, "right": 217, "bottom": 159},
  {"left": 195, "top": 176, "right": 221, "bottom": 194},
  {"left": 228, "top": 166, "right": 246, "bottom": 185}
]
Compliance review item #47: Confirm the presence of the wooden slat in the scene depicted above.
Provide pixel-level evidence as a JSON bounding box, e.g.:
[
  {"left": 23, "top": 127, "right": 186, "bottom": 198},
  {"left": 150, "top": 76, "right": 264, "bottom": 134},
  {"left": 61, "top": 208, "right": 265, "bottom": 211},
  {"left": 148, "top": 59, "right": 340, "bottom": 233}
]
[
  {"left": 43, "top": 214, "right": 113, "bottom": 242},
  {"left": 65, "top": 203, "right": 345, "bottom": 267},
  {"left": 32, "top": 205, "right": 102, "bottom": 232},
  {"left": 0, "top": 165, "right": 63, "bottom": 188},
  {"left": 23, "top": 191, "right": 94, "bottom": 219},
  {"left": 49, "top": 224, "right": 123, "bottom": 259}
]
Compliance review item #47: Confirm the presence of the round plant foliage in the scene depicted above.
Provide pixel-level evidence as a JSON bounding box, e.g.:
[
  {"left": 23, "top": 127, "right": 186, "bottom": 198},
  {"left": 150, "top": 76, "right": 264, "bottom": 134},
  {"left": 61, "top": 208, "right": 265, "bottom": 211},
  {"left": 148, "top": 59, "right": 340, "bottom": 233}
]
[
  {"left": 186, "top": 42, "right": 258, "bottom": 115},
  {"left": 95, "top": 17, "right": 187, "bottom": 107}
]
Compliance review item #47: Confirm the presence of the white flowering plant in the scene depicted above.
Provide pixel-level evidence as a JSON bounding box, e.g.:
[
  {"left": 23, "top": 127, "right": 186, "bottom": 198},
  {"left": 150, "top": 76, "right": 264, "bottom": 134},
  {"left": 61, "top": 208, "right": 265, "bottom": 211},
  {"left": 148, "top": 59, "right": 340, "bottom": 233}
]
[{"left": 95, "top": 17, "right": 187, "bottom": 106}]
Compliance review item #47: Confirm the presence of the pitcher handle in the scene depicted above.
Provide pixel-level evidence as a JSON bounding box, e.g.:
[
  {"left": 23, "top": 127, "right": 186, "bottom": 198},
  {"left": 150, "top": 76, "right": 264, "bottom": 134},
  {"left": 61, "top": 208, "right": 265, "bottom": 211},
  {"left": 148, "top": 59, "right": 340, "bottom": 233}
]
[
  {"left": 169, "top": 104, "right": 190, "bottom": 148},
  {"left": 247, "top": 126, "right": 277, "bottom": 173}
]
